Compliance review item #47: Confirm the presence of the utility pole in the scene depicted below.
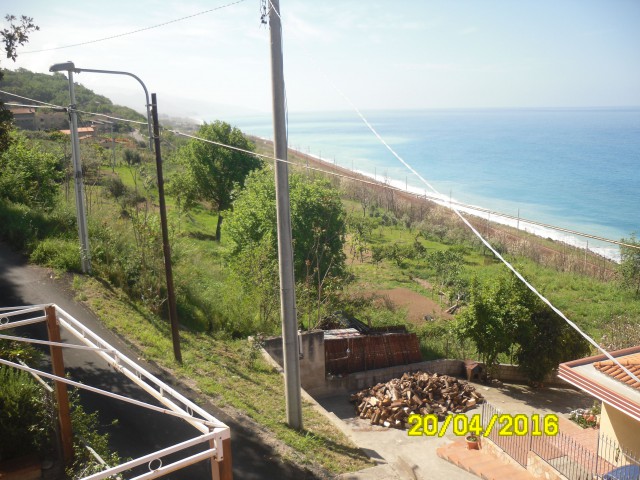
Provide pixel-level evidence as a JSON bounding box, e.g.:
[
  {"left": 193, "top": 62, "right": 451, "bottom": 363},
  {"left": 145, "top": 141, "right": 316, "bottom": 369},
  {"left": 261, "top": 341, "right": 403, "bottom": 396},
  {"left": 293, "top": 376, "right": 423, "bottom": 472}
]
[
  {"left": 269, "top": 0, "right": 303, "bottom": 430},
  {"left": 150, "top": 93, "right": 182, "bottom": 364},
  {"left": 53, "top": 64, "right": 91, "bottom": 273}
]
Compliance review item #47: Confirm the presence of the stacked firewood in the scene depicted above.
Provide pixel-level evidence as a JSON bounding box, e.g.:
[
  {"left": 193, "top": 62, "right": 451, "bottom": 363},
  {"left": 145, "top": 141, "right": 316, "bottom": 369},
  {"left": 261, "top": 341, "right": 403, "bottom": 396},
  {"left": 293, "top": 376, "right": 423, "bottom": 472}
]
[{"left": 349, "top": 371, "right": 483, "bottom": 429}]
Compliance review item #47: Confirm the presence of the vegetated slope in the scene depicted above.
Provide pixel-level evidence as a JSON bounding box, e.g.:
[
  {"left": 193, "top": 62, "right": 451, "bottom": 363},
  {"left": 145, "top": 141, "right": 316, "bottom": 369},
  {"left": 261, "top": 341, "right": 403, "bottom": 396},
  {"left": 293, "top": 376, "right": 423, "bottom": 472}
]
[{"left": 1, "top": 68, "right": 146, "bottom": 130}]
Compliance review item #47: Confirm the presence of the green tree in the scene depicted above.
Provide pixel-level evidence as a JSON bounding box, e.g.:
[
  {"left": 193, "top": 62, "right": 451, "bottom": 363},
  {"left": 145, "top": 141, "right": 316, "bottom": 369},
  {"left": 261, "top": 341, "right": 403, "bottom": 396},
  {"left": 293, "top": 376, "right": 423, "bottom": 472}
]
[
  {"left": 225, "top": 169, "right": 347, "bottom": 326},
  {"left": 514, "top": 305, "right": 590, "bottom": 384},
  {"left": 619, "top": 233, "right": 640, "bottom": 295},
  {"left": 458, "top": 272, "right": 590, "bottom": 383},
  {"left": 457, "top": 275, "right": 528, "bottom": 373},
  {"left": 0, "top": 15, "right": 39, "bottom": 152},
  {"left": 174, "top": 121, "right": 261, "bottom": 241},
  {"left": 0, "top": 130, "right": 63, "bottom": 208}
]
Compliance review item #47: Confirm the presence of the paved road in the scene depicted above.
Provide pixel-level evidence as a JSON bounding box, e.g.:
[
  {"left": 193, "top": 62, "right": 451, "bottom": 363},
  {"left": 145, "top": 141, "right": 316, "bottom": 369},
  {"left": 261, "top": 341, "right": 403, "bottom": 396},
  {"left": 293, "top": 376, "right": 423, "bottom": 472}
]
[{"left": 0, "top": 241, "right": 322, "bottom": 479}]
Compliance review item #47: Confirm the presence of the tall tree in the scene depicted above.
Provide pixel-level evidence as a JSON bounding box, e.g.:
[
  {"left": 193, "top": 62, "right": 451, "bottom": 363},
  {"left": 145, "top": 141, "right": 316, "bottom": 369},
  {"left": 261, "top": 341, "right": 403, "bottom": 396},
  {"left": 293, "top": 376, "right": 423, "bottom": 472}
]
[
  {"left": 0, "top": 15, "right": 39, "bottom": 152},
  {"left": 225, "top": 169, "right": 347, "bottom": 326},
  {"left": 174, "top": 121, "right": 261, "bottom": 241}
]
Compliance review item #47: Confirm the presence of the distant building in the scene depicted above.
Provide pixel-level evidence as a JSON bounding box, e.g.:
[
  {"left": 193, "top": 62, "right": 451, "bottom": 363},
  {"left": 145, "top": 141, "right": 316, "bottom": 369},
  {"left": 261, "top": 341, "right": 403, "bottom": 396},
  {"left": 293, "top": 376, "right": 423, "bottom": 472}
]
[
  {"left": 7, "top": 106, "right": 69, "bottom": 131},
  {"left": 59, "top": 126, "right": 96, "bottom": 141},
  {"left": 9, "top": 107, "right": 36, "bottom": 130},
  {"left": 36, "top": 111, "right": 68, "bottom": 131}
]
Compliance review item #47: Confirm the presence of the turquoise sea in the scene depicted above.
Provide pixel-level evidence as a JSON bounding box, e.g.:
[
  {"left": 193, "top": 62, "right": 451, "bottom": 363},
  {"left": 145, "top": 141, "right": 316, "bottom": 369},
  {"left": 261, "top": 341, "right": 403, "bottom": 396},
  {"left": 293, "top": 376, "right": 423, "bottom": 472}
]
[{"left": 225, "top": 108, "right": 640, "bottom": 258}]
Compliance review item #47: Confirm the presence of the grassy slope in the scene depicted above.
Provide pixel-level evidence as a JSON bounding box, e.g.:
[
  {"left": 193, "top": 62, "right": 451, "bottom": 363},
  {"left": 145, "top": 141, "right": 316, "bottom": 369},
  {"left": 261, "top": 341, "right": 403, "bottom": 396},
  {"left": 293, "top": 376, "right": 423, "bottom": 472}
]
[{"left": 17, "top": 131, "right": 639, "bottom": 474}]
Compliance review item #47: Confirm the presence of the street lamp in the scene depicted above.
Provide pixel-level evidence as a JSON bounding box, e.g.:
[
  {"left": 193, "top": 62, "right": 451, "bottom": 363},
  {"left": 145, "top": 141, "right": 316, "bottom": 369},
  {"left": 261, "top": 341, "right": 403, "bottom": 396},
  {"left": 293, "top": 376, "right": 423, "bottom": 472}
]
[
  {"left": 49, "top": 61, "right": 91, "bottom": 273},
  {"left": 66, "top": 66, "right": 154, "bottom": 152},
  {"left": 49, "top": 61, "right": 182, "bottom": 363}
]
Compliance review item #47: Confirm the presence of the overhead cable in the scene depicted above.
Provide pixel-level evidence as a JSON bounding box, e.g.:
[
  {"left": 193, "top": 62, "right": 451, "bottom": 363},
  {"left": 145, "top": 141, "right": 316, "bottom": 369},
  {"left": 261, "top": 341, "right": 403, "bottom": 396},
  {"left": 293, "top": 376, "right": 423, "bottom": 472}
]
[
  {"left": 20, "top": 0, "right": 249, "bottom": 54},
  {"left": 264, "top": 2, "right": 640, "bottom": 385}
]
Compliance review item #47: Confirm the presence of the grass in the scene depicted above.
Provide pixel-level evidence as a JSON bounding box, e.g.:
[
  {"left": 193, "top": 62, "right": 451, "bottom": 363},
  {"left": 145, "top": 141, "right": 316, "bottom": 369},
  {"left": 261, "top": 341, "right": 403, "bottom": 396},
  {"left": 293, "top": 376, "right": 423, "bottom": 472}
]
[{"left": 72, "top": 275, "right": 373, "bottom": 474}]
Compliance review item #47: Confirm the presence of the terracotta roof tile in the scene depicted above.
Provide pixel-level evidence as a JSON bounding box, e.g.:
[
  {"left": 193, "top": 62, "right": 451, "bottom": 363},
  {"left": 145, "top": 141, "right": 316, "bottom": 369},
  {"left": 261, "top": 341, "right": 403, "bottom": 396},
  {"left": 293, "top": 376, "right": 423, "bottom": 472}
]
[{"left": 594, "top": 353, "right": 640, "bottom": 390}]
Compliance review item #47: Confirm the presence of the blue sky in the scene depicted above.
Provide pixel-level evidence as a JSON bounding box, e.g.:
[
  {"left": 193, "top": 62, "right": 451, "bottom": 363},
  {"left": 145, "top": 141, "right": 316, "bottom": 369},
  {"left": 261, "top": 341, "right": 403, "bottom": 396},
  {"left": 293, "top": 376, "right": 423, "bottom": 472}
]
[{"left": 3, "top": 1, "right": 639, "bottom": 118}]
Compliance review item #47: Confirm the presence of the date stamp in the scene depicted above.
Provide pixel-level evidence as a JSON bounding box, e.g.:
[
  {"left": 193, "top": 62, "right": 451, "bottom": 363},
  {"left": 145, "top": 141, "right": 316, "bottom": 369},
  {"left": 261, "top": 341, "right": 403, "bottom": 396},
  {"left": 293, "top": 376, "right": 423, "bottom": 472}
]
[{"left": 407, "top": 413, "right": 558, "bottom": 438}]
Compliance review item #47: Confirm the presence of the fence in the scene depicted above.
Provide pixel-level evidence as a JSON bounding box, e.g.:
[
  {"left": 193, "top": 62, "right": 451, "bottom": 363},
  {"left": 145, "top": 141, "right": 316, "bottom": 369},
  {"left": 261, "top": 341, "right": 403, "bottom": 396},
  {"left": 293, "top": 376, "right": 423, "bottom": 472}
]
[
  {"left": 324, "top": 333, "right": 422, "bottom": 375},
  {"left": 532, "top": 431, "right": 639, "bottom": 480},
  {"left": 481, "top": 402, "right": 532, "bottom": 467},
  {"left": 481, "top": 401, "right": 640, "bottom": 480}
]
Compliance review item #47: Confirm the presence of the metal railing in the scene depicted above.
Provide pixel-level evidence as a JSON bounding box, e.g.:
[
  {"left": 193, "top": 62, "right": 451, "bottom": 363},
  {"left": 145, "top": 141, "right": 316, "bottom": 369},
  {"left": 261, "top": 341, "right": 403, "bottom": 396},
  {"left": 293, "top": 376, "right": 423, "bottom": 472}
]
[
  {"left": 481, "top": 402, "right": 532, "bottom": 467},
  {"left": 479, "top": 400, "right": 640, "bottom": 480}
]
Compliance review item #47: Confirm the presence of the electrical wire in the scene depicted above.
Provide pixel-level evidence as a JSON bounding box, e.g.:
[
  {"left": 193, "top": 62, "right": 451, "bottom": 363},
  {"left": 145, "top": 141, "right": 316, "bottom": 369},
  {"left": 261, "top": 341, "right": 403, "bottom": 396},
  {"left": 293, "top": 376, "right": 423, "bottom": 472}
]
[
  {"left": 0, "top": 88, "right": 62, "bottom": 107},
  {"left": 4, "top": 102, "right": 66, "bottom": 111},
  {"left": 76, "top": 108, "right": 148, "bottom": 125},
  {"left": 165, "top": 128, "right": 639, "bottom": 252},
  {"left": 264, "top": 4, "right": 640, "bottom": 385},
  {"left": 19, "top": 0, "right": 249, "bottom": 54}
]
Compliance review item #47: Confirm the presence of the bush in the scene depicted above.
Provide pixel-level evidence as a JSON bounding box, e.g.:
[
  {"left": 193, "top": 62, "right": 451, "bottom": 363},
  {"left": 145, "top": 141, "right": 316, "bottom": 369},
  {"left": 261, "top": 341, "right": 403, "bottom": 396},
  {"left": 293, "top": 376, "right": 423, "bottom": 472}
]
[
  {"left": 0, "top": 367, "right": 52, "bottom": 462},
  {"left": 30, "top": 238, "right": 82, "bottom": 272}
]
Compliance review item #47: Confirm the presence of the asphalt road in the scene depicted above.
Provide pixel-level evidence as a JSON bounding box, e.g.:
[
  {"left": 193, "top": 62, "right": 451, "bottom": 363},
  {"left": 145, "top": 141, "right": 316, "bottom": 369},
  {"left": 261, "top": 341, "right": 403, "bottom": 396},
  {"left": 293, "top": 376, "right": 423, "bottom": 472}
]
[{"left": 0, "top": 241, "right": 322, "bottom": 479}]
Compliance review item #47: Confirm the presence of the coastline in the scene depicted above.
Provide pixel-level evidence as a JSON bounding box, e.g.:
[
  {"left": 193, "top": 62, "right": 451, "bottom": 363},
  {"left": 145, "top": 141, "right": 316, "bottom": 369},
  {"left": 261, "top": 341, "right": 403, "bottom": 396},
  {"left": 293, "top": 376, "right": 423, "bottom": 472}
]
[{"left": 250, "top": 135, "right": 621, "bottom": 263}]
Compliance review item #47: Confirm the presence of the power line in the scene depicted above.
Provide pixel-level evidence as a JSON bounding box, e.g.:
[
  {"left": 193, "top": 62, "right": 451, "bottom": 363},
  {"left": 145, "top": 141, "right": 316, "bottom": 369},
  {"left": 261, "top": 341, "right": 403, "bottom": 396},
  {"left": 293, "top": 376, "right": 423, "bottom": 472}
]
[
  {"left": 165, "top": 128, "right": 639, "bottom": 252},
  {"left": 0, "top": 89, "right": 62, "bottom": 107},
  {"left": 76, "top": 109, "right": 148, "bottom": 126},
  {"left": 272, "top": 27, "right": 640, "bottom": 383},
  {"left": 4, "top": 102, "right": 66, "bottom": 111},
  {"left": 20, "top": 0, "right": 249, "bottom": 54}
]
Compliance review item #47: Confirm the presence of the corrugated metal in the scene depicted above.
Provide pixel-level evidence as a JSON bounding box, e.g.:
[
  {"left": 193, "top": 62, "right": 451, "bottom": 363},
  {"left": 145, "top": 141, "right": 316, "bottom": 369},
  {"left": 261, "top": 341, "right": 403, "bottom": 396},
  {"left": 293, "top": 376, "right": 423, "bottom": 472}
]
[{"left": 325, "top": 333, "right": 422, "bottom": 375}]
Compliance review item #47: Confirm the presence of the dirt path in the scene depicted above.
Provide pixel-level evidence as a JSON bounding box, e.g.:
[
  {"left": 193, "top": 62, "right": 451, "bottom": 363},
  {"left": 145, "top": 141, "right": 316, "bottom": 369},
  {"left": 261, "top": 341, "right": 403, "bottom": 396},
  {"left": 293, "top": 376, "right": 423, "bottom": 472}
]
[{"left": 368, "top": 287, "right": 453, "bottom": 324}]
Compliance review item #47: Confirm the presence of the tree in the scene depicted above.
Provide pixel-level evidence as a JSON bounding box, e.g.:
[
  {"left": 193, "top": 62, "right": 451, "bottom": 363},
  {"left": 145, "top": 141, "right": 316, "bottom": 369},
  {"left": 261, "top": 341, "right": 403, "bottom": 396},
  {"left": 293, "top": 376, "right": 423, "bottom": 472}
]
[
  {"left": 457, "top": 275, "right": 528, "bottom": 374},
  {"left": 225, "top": 169, "right": 347, "bottom": 326},
  {"left": 0, "top": 15, "right": 39, "bottom": 152},
  {"left": 619, "top": 233, "right": 640, "bottom": 295},
  {"left": 458, "top": 272, "right": 590, "bottom": 384},
  {"left": 174, "top": 121, "right": 261, "bottom": 241},
  {"left": 0, "top": 130, "right": 63, "bottom": 209}
]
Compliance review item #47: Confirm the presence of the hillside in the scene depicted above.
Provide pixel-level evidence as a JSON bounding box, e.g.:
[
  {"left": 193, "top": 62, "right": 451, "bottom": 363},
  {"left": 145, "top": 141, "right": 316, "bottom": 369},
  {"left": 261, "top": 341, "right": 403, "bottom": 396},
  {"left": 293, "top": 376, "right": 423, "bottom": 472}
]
[{"left": 0, "top": 68, "right": 146, "bottom": 131}]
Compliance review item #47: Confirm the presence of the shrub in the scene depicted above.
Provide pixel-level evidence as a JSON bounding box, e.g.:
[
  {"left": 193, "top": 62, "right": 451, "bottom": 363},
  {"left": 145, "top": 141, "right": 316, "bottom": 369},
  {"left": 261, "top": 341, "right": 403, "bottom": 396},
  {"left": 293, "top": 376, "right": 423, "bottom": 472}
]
[
  {"left": 0, "top": 367, "right": 52, "bottom": 462},
  {"left": 30, "top": 238, "right": 82, "bottom": 272}
]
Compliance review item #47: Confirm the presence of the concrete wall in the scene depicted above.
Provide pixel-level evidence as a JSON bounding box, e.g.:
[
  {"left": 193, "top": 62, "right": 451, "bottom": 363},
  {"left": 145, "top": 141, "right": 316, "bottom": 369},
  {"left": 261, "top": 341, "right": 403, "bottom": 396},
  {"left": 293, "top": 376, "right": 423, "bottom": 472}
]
[
  {"left": 262, "top": 330, "right": 326, "bottom": 393},
  {"left": 262, "top": 332, "right": 568, "bottom": 398},
  {"left": 493, "top": 364, "right": 566, "bottom": 386},
  {"left": 600, "top": 402, "right": 640, "bottom": 460}
]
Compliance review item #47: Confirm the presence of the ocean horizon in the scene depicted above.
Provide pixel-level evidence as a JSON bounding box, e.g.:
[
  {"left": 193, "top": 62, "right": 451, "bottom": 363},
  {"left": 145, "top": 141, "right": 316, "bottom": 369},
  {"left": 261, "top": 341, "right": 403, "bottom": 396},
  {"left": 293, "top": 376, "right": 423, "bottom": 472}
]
[{"left": 222, "top": 107, "right": 640, "bottom": 260}]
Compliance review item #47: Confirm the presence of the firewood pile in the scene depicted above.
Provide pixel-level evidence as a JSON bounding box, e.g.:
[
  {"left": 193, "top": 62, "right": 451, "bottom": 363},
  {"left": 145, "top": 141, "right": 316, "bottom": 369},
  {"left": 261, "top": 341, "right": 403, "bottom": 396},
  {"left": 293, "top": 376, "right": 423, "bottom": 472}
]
[{"left": 349, "top": 371, "right": 483, "bottom": 429}]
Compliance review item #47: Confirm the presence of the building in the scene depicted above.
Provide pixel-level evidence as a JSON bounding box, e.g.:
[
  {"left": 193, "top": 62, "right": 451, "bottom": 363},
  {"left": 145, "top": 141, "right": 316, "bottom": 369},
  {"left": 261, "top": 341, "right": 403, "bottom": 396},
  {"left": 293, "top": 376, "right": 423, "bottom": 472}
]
[
  {"left": 559, "top": 345, "right": 640, "bottom": 456},
  {"left": 59, "top": 126, "right": 96, "bottom": 140},
  {"left": 36, "top": 111, "right": 68, "bottom": 131},
  {"left": 8, "top": 107, "right": 36, "bottom": 130}
]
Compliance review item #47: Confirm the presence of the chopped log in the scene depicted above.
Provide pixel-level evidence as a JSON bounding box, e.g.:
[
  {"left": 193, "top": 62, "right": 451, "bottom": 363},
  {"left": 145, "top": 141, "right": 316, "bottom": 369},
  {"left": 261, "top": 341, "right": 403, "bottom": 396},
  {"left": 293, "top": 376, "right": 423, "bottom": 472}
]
[{"left": 350, "top": 371, "right": 484, "bottom": 430}]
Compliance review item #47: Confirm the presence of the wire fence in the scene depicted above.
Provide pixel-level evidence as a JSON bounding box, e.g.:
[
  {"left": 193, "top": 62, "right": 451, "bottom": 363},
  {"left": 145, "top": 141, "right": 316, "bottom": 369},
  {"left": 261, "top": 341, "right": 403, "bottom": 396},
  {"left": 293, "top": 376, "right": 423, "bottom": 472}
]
[{"left": 481, "top": 401, "right": 640, "bottom": 480}]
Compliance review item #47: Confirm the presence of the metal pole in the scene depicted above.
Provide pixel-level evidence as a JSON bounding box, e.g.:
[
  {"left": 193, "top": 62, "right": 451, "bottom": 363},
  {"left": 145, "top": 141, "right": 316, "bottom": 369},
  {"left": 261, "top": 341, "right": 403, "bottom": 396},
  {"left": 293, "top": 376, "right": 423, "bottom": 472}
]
[
  {"left": 74, "top": 67, "right": 154, "bottom": 152},
  {"left": 269, "top": 0, "right": 302, "bottom": 430},
  {"left": 150, "top": 93, "right": 182, "bottom": 364},
  {"left": 67, "top": 70, "right": 92, "bottom": 273}
]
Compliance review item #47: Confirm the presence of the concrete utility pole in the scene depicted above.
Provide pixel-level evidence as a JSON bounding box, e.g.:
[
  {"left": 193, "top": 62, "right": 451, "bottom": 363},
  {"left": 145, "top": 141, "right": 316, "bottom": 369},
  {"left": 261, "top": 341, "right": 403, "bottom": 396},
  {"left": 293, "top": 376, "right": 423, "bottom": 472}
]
[
  {"left": 49, "top": 62, "right": 91, "bottom": 273},
  {"left": 269, "top": 0, "right": 303, "bottom": 430}
]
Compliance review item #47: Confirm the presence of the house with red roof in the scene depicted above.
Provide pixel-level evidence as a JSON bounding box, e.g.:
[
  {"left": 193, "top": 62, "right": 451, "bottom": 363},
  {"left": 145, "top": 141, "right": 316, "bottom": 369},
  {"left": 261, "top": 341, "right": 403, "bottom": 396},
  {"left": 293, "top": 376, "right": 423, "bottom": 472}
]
[{"left": 558, "top": 345, "right": 640, "bottom": 458}]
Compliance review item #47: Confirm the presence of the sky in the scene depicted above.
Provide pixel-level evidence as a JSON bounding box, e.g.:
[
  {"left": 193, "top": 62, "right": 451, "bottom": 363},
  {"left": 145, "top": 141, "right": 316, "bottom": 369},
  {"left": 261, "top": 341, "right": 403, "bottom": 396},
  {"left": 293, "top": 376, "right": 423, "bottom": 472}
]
[{"left": 2, "top": 0, "right": 640, "bottom": 119}]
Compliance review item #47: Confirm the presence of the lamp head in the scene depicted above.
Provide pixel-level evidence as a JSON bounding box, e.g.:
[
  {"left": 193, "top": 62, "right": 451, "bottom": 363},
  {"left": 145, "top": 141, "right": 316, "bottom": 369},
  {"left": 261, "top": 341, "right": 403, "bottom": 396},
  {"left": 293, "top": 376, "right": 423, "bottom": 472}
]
[{"left": 49, "top": 61, "right": 76, "bottom": 72}]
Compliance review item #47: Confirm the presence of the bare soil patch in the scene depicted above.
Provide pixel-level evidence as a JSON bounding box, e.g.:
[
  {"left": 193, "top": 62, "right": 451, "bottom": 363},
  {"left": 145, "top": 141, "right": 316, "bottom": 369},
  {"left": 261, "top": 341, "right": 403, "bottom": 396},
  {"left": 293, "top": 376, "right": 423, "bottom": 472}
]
[{"left": 368, "top": 287, "right": 453, "bottom": 324}]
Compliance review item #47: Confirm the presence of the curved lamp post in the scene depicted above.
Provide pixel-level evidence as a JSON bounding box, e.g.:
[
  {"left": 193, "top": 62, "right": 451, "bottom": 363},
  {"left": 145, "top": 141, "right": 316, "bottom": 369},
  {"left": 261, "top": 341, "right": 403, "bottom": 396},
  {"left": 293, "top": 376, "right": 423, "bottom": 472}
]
[{"left": 49, "top": 61, "right": 181, "bottom": 362}]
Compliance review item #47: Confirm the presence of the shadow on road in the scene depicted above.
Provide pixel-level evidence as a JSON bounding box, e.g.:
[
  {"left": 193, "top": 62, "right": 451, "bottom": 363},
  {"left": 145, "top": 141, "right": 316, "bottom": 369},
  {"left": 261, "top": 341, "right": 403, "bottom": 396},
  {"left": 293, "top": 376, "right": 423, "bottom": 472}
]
[{"left": 0, "top": 241, "right": 323, "bottom": 479}]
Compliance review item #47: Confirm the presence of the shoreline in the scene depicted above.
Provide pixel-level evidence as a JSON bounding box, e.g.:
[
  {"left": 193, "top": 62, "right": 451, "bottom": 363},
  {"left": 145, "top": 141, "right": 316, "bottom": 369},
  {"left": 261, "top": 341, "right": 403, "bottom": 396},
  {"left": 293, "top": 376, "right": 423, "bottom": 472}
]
[{"left": 250, "top": 135, "right": 620, "bottom": 264}]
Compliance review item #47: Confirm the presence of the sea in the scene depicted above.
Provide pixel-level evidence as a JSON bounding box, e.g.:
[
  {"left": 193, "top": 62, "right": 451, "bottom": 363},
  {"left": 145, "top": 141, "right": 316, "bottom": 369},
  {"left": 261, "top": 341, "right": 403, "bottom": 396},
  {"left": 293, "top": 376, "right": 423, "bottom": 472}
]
[{"left": 223, "top": 108, "right": 640, "bottom": 261}]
